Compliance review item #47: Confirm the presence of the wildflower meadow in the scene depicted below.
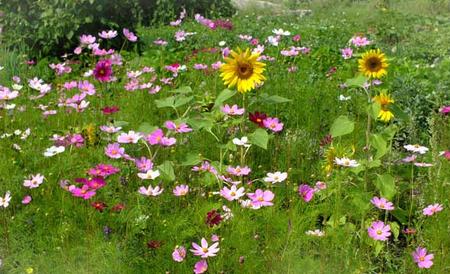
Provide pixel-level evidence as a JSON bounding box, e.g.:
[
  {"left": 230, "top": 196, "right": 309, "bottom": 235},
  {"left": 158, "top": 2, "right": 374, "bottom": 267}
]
[{"left": 0, "top": 0, "right": 449, "bottom": 273}]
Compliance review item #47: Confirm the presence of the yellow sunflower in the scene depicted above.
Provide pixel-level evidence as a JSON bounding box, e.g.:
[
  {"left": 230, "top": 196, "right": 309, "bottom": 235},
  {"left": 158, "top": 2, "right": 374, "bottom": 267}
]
[
  {"left": 220, "top": 48, "right": 266, "bottom": 93},
  {"left": 373, "top": 92, "right": 394, "bottom": 122},
  {"left": 358, "top": 49, "right": 388, "bottom": 78}
]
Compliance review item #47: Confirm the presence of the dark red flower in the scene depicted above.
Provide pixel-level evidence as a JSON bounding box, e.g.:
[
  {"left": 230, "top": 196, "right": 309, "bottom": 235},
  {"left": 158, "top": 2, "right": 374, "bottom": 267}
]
[
  {"left": 402, "top": 228, "right": 417, "bottom": 235},
  {"left": 249, "top": 112, "right": 267, "bottom": 127},
  {"left": 147, "top": 240, "right": 163, "bottom": 249},
  {"left": 91, "top": 201, "right": 107, "bottom": 212},
  {"left": 111, "top": 203, "right": 125, "bottom": 212},
  {"left": 101, "top": 106, "right": 119, "bottom": 115},
  {"left": 93, "top": 59, "right": 113, "bottom": 82},
  {"left": 319, "top": 134, "right": 333, "bottom": 147},
  {"left": 214, "top": 19, "right": 233, "bottom": 30},
  {"left": 205, "top": 209, "right": 223, "bottom": 227}
]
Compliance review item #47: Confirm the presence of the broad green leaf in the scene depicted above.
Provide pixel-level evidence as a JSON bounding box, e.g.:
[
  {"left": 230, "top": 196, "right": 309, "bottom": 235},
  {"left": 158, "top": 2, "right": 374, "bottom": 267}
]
[
  {"left": 391, "top": 208, "right": 408, "bottom": 224},
  {"left": 374, "top": 241, "right": 384, "bottom": 256},
  {"left": 137, "top": 122, "right": 157, "bottom": 134},
  {"left": 371, "top": 134, "right": 387, "bottom": 159},
  {"left": 249, "top": 128, "right": 269, "bottom": 149},
  {"left": 113, "top": 120, "right": 129, "bottom": 127},
  {"left": 370, "top": 102, "right": 381, "bottom": 120},
  {"left": 390, "top": 221, "right": 400, "bottom": 240},
  {"left": 157, "top": 161, "right": 175, "bottom": 181},
  {"left": 155, "top": 96, "right": 175, "bottom": 108},
  {"left": 390, "top": 104, "right": 409, "bottom": 121},
  {"left": 375, "top": 173, "right": 396, "bottom": 200},
  {"left": 330, "top": 115, "right": 355, "bottom": 137},
  {"left": 181, "top": 153, "right": 203, "bottom": 166},
  {"left": 188, "top": 117, "right": 214, "bottom": 131},
  {"left": 169, "top": 86, "right": 192, "bottom": 94},
  {"left": 214, "top": 89, "right": 236, "bottom": 108},
  {"left": 259, "top": 93, "right": 292, "bottom": 104},
  {"left": 174, "top": 96, "right": 193, "bottom": 108},
  {"left": 345, "top": 75, "right": 368, "bottom": 88}
]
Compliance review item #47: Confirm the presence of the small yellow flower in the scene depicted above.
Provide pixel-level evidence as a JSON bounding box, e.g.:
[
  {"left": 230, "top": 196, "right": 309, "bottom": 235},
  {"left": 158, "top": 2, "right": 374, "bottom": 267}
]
[
  {"left": 26, "top": 267, "right": 34, "bottom": 274},
  {"left": 373, "top": 92, "right": 394, "bottom": 122},
  {"left": 220, "top": 48, "right": 266, "bottom": 93},
  {"left": 358, "top": 49, "right": 388, "bottom": 78}
]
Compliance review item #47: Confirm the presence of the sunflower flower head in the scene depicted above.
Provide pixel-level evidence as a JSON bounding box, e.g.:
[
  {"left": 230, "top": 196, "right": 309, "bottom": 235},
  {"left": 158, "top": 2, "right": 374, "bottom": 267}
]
[
  {"left": 358, "top": 49, "right": 388, "bottom": 78},
  {"left": 373, "top": 92, "right": 394, "bottom": 122},
  {"left": 220, "top": 48, "right": 266, "bottom": 93}
]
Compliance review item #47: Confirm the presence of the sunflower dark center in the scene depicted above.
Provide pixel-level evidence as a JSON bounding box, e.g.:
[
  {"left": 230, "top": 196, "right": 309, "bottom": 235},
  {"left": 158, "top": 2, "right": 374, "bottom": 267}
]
[
  {"left": 367, "top": 57, "right": 381, "bottom": 71},
  {"left": 237, "top": 62, "right": 253, "bottom": 79}
]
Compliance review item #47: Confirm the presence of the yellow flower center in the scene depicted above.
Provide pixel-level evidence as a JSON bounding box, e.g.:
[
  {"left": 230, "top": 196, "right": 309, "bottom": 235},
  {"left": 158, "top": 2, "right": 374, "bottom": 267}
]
[
  {"left": 376, "top": 230, "right": 382, "bottom": 235},
  {"left": 202, "top": 247, "right": 208, "bottom": 253}
]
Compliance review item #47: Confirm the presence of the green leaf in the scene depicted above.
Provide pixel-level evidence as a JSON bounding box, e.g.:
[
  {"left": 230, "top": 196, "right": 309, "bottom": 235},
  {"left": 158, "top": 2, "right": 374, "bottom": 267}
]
[
  {"left": 249, "top": 128, "right": 269, "bottom": 149},
  {"left": 169, "top": 86, "right": 192, "bottom": 94},
  {"left": 157, "top": 161, "right": 175, "bottom": 181},
  {"left": 375, "top": 174, "right": 396, "bottom": 200},
  {"left": 390, "top": 221, "right": 400, "bottom": 240},
  {"left": 345, "top": 75, "right": 368, "bottom": 88},
  {"left": 113, "top": 120, "right": 129, "bottom": 127},
  {"left": 390, "top": 104, "right": 409, "bottom": 121},
  {"left": 391, "top": 208, "right": 408, "bottom": 224},
  {"left": 214, "top": 89, "right": 236, "bottom": 108},
  {"left": 174, "top": 96, "right": 193, "bottom": 108},
  {"left": 259, "top": 93, "right": 292, "bottom": 104},
  {"left": 181, "top": 153, "right": 203, "bottom": 166},
  {"left": 137, "top": 122, "right": 157, "bottom": 134},
  {"left": 370, "top": 102, "right": 381, "bottom": 120},
  {"left": 155, "top": 96, "right": 175, "bottom": 108},
  {"left": 188, "top": 116, "right": 214, "bottom": 131},
  {"left": 330, "top": 115, "right": 355, "bottom": 137},
  {"left": 374, "top": 241, "right": 384, "bottom": 256},
  {"left": 371, "top": 134, "right": 388, "bottom": 159}
]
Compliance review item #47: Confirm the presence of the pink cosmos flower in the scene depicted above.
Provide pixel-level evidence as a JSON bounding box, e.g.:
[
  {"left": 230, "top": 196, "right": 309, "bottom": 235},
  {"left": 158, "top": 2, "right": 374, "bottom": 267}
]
[
  {"left": 247, "top": 189, "right": 274, "bottom": 208},
  {"left": 105, "top": 143, "right": 125, "bottom": 159},
  {"left": 22, "top": 195, "right": 32, "bottom": 204},
  {"left": 99, "top": 30, "right": 118, "bottom": 39},
  {"left": 222, "top": 47, "right": 231, "bottom": 58},
  {"left": 193, "top": 64, "right": 208, "bottom": 70},
  {"left": 135, "top": 157, "right": 153, "bottom": 172},
  {"left": 173, "top": 185, "right": 189, "bottom": 196},
  {"left": 341, "top": 48, "right": 353, "bottom": 59},
  {"left": 23, "top": 174, "right": 45, "bottom": 189},
  {"left": 211, "top": 235, "right": 220, "bottom": 242},
  {"left": 221, "top": 104, "right": 245, "bottom": 116},
  {"left": 220, "top": 185, "right": 245, "bottom": 201},
  {"left": 211, "top": 61, "right": 223, "bottom": 70},
  {"left": 351, "top": 36, "right": 371, "bottom": 47},
  {"left": 227, "top": 166, "right": 251, "bottom": 176},
  {"left": 117, "top": 131, "right": 142, "bottom": 144},
  {"left": 79, "top": 34, "right": 96, "bottom": 45},
  {"left": 191, "top": 238, "right": 220, "bottom": 258},
  {"left": 154, "top": 39, "right": 168, "bottom": 46},
  {"left": 160, "top": 136, "right": 176, "bottom": 146},
  {"left": 100, "top": 125, "right": 122, "bottom": 133},
  {"left": 194, "top": 260, "right": 208, "bottom": 274},
  {"left": 192, "top": 161, "right": 218, "bottom": 175},
  {"left": 292, "top": 34, "right": 301, "bottom": 42},
  {"left": 414, "top": 162, "right": 433, "bottom": 167},
  {"left": 402, "top": 154, "right": 417, "bottom": 163},
  {"left": 314, "top": 181, "right": 327, "bottom": 192},
  {"left": 298, "top": 184, "right": 314, "bottom": 202},
  {"left": 78, "top": 80, "right": 96, "bottom": 95},
  {"left": 123, "top": 28, "right": 137, "bottom": 42},
  {"left": 70, "top": 184, "right": 96, "bottom": 199},
  {"left": 263, "top": 117, "right": 284, "bottom": 132},
  {"left": 172, "top": 246, "right": 186, "bottom": 262},
  {"left": 146, "top": 128, "right": 164, "bottom": 145},
  {"left": 164, "top": 121, "right": 192, "bottom": 133},
  {"left": 371, "top": 197, "right": 395, "bottom": 211},
  {"left": 138, "top": 185, "right": 164, "bottom": 196},
  {"left": 93, "top": 59, "right": 113, "bottom": 82},
  {"left": 368, "top": 221, "right": 391, "bottom": 241},
  {"left": 439, "top": 105, "right": 450, "bottom": 115},
  {"left": 422, "top": 204, "right": 443, "bottom": 216},
  {"left": 412, "top": 247, "right": 434, "bottom": 269}
]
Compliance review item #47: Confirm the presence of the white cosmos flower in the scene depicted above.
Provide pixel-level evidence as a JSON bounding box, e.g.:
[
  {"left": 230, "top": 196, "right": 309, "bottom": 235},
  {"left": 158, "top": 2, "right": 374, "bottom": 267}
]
[
  {"left": 305, "top": 229, "right": 325, "bottom": 237},
  {"left": 404, "top": 144, "right": 429, "bottom": 154},
  {"left": 137, "top": 169, "right": 160, "bottom": 180},
  {"left": 138, "top": 185, "right": 163, "bottom": 196},
  {"left": 0, "top": 191, "right": 11, "bottom": 208},
  {"left": 43, "top": 146, "right": 65, "bottom": 157},
  {"left": 272, "top": 28, "right": 291, "bottom": 36},
  {"left": 334, "top": 157, "right": 359, "bottom": 167},
  {"left": 232, "top": 136, "right": 251, "bottom": 147},
  {"left": 264, "top": 171, "right": 288, "bottom": 184}
]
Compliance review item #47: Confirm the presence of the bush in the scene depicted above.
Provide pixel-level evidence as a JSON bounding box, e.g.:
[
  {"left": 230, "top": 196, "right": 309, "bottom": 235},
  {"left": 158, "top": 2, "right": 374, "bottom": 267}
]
[{"left": 0, "top": 0, "right": 235, "bottom": 58}]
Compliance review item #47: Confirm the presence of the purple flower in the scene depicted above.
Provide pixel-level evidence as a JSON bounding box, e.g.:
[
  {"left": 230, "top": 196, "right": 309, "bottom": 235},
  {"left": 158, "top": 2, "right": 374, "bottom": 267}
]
[
  {"left": 194, "top": 260, "right": 208, "bottom": 274},
  {"left": 247, "top": 189, "right": 274, "bottom": 208},
  {"left": 93, "top": 59, "right": 113, "bottom": 82},
  {"left": 341, "top": 48, "right": 353, "bottom": 59},
  {"left": 368, "top": 220, "right": 391, "bottom": 241},
  {"left": 298, "top": 184, "right": 314, "bottom": 202},
  {"left": 412, "top": 247, "right": 434, "bottom": 269},
  {"left": 105, "top": 143, "right": 125, "bottom": 159}
]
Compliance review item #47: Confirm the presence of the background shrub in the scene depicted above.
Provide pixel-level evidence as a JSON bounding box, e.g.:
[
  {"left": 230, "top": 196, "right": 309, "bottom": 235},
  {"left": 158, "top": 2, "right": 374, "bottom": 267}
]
[{"left": 0, "top": 0, "right": 235, "bottom": 58}]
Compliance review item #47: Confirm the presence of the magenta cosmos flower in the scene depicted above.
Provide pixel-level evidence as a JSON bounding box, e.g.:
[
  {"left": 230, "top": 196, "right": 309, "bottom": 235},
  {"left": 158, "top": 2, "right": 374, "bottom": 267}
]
[
  {"left": 298, "top": 184, "right": 314, "bottom": 202},
  {"left": 93, "top": 59, "right": 113, "bottom": 82},
  {"left": 247, "top": 189, "right": 274, "bottom": 208},
  {"left": 70, "top": 184, "right": 96, "bottom": 199},
  {"left": 172, "top": 246, "right": 186, "bottom": 262},
  {"left": 135, "top": 156, "right": 153, "bottom": 172},
  {"left": 341, "top": 48, "right": 353, "bottom": 59},
  {"left": 370, "top": 197, "right": 394, "bottom": 211},
  {"left": 368, "top": 221, "right": 391, "bottom": 241},
  {"left": 194, "top": 260, "right": 208, "bottom": 274},
  {"left": 164, "top": 120, "right": 192, "bottom": 133},
  {"left": 263, "top": 117, "right": 284, "bottom": 132},
  {"left": 88, "top": 164, "right": 120, "bottom": 178},
  {"left": 145, "top": 128, "right": 176, "bottom": 146},
  {"left": 191, "top": 238, "right": 220, "bottom": 258},
  {"left": 422, "top": 203, "right": 443, "bottom": 216},
  {"left": 412, "top": 247, "right": 434, "bottom": 269}
]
